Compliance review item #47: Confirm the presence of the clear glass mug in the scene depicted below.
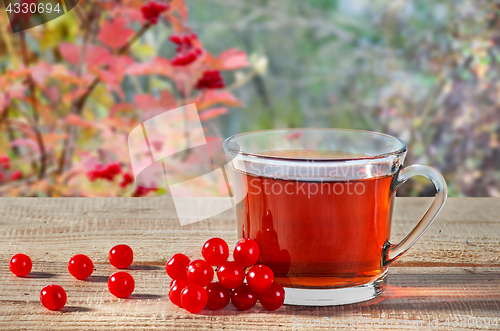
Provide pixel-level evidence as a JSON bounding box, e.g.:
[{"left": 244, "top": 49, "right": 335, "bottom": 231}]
[{"left": 223, "top": 129, "right": 447, "bottom": 306}]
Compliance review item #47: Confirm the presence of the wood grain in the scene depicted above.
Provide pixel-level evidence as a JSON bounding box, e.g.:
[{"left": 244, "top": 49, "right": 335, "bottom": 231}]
[{"left": 0, "top": 197, "right": 499, "bottom": 330}]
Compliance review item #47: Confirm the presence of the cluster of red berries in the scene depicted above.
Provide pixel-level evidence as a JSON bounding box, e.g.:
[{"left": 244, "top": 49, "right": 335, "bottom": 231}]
[
  {"left": 87, "top": 162, "right": 122, "bottom": 182},
  {"left": 169, "top": 34, "right": 203, "bottom": 66},
  {"left": 195, "top": 70, "right": 225, "bottom": 90},
  {"left": 0, "top": 156, "right": 10, "bottom": 169},
  {"left": 86, "top": 163, "right": 157, "bottom": 196},
  {"left": 167, "top": 238, "right": 285, "bottom": 313},
  {"left": 0, "top": 156, "right": 22, "bottom": 182},
  {"left": 141, "top": 0, "right": 170, "bottom": 25},
  {"left": 9, "top": 244, "right": 136, "bottom": 311},
  {"left": 120, "top": 173, "right": 134, "bottom": 188},
  {"left": 133, "top": 186, "right": 157, "bottom": 197}
]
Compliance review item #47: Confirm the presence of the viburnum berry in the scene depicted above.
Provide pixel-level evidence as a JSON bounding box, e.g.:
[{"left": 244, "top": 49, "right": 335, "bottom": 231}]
[
  {"left": 259, "top": 282, "right": 285, "bottom": 311},
  {"left": 133, "top": 186, "right": 157, "bottom": 197},
  {"left": 195, "top": 70, "right": 225, "bottom": 90},
  {"left": 186, "top": 259, "right": 214, "bottom": 287},
  {"left": 246, "top": 264, "right": 274, "bottom": 293},
  {"left": 216, "top": 261, "right": 245, "bottom": 290},
  {"left": 10, "top": 170, "right": 22, "bottom": 181},
  {"left": 202, "top": 237, "right": 229, "bottom": 266},
  {"left": 233, "top": 238, "right": 260, "bottom": 268},
  {"left": 87, "top": 162, "right": 122, "bottom": 182},
  {"left": 0, "top": 156, "right": 10, "bottom": 170},
  {"left": 120, "top": 173, "right": 134, "bottom": 188},
  {"left": 108, "top": 271, "right": 135, "bottom": 298},
  {"left": 9, "top": 253, "right": 32, "bottom": 277},
  {"left": 68, "top": 254, "right": 94, "bottom": 280},
  {"left": 141, "top": 0, "right": 170, "bottom": 25},
  {"left": 169, "top": 279, "right": 190, "bottom": 308},
  {"left": 180, "top": 284, "right": 207, "bottom": 313},
  {"left": 109, "top": 244, "right": 133, "bottom": 269},
  {"left": 166, "top": 253, "right": 190, "bottom": 280},
  {"left": 206, "top": 282, "right": 230, "bottom": 310},
  {"left": 231, "top": 284, "right": 257, "bottom": 311},
  {"left": 169, "top": 33, "right": 203, "bottom": 66},
  {"left": 40, "top": 284, "right": 67, "bottom": 310}
]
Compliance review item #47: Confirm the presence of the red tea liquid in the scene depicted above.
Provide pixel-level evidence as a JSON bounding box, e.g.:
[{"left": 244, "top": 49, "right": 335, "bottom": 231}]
[{"left": 231, "top": 151, "right": 395, "bottom": 289}]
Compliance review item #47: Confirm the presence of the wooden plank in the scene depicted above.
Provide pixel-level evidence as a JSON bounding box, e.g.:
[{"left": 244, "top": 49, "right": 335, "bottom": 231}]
[{"left": 0, "top": 197, "right": 498, "bottom": 330}]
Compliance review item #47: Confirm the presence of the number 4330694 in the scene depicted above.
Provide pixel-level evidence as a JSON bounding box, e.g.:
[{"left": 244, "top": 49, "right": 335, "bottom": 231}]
[
  {"left": 6, "top": 2, "right": 61, "bottom": 14},
  {"left": 444, "top": 317, "right": 498, "bottom": 328}
]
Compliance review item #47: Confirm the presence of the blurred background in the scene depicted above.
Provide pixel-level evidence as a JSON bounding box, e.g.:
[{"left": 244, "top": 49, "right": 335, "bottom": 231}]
[{"left": 0, "top": 0, "right": 499, "bottom": 197}]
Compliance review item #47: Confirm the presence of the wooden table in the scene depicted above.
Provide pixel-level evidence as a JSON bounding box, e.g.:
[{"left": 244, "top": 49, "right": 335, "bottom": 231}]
[{"left": 0, "top": 197, "right": 499, "bottom": 330}]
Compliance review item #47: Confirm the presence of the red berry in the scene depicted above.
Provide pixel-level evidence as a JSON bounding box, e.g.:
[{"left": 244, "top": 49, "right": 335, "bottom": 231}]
[
  {"left": 206, "top": 282, "right": 230, "bottom": 310},
  {"left": 170, "top": 279, "right": 177, "bottom": 288},
  {"left": 109, "top": 244, "right": 133, "bottom": 269},
  {"left": 0, "top": 156, "right": 10, "bottom": 170},
  {"left": 258, "top": 282, "right": 285, "bottom": 310},
  {"left": 166, "top": 253, "right": 190, "bottom": 280},
  {"left": 141, "top": 0, "right": 170, "bottom": 25},
  {"left": 133, "top": 186, "right": 157, "bottom": 197},
  {"left": 108, "top": 271, "right": 135, "bottom": 298},
  {"left": 120, "top": 173, "right": 134, "bottom": 188},
  {"left": 231, "top": 284, "right": 258, "bottom": 311},
  {"left": 216, "top": 261, "right": 245, "bottom": 290},
  {"left": 9, "top": 253, "right": 32, "bottom": 277},
  {"left": 170, "top": 34, "right": 202, "bottom": 66},
  {"left": 195, "top": 70, "right": 225, "bottom": 90},
  {"left": 233, "top": 238, "right": 260, "bottom": 268},
  {"left": 168, "top": 279, "right": 190, "bottom": 308},
  {"left": 40, "top": 284, "right": 67, "bottom": 310},
  {"left": 180, "top": 284, "right": 207, "bottom": 313},
  {"left": 10, "top": 170, "right": 22, "bottom": 181},
  {"left": 246, "top": 264, "right": 274, "bottom": 293},
  {"left": 68, "top": 254, "right": 94, "bottom": 280},
  {"left": 186, "top": 259, "right": 214, "bottom": 287},
  {"left": 202, "top": 237, "right": 229, "bottom": 266}
]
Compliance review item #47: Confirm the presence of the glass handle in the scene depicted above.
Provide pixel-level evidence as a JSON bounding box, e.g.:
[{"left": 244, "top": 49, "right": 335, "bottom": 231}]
[{"left": 383, "top": 164, "right": 448, "bottom": 266}]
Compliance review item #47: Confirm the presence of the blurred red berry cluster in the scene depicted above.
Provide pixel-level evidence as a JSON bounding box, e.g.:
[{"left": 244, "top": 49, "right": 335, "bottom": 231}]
[
  {"left": 196, "top": 70, "right": 225, "bottom": 90},
  {"left": 0, "top": 156, "right": 22, "bottom": 182},
  {"left": 134, "top": 186, "right": 157, "bottom": 197},
  {"left": 169, "top": 34, "right": 203, "bottom": 66},
  {"left": 120, "top": 173, "right": 134, "bottom": 188},
  {"left": 86, "top": 163, "right": 122, "bottom": 182},
  {"left": 0, "top": 156, "right": 10, "bottom": 170},
  {"left": 141, "top": 0, "right": 170, "bottom": 25}
]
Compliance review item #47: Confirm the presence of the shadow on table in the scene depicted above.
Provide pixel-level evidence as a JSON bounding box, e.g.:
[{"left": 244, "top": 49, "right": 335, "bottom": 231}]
[
  {"left": 60, "top": 306, "right": 93, "bottom": 313},
  {"left": 25, "top": 271, "right": 57, "bottom": 279},
  {"left": 198, "top": 272, "right": 500, "bottom": 317},
  {"left": 83, "top": 275, "right": 109, "bottom": 283},
  {"left": 128, "top": 265, "right": 164, "bottom": 271},
  {"left": 279, "top": 272, "right": 500, "bottom": 315},
  {"left": 129, "top": 293, "right": 166, "bottom": 300}
]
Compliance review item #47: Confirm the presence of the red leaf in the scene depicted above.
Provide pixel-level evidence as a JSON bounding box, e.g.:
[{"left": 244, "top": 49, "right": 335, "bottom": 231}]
[
  {"left": 95, "top": 56, "right": 134, "bottom": 86},
  {"left": 65, "top": 114, "right": 94, "bottom": 129},
  {"left": 134, "top": 90, "right": 178, "bottom": 121},
  {"left": 215, "top": 49, "right": 249, "bottom": 70},
  {"left": 11, "top": 138, "right": 39, "bottom": 153},
  {"left": 98, "top": 17, "right": 135, "bottom": 50},
  {"left": 159, "top": 90, "right": 177, "bottom": 109},
  {"left": 59, "top": 43, "right": 112, "bottom": 68},
  {"left": 59, "top": 43, "right": 80, "bottom": 65},
  {"left": 30, "top": 62, "right": 52, "bottom": 85},
  {"left": 199, "top": 107, "right": 228, "bottom": 121},
  {"left": 127, "top": 57, "right": 171, "bottom": 77},
  {"left": 134, "top": 94, "right": 161, "bottom": 111},
  {"left": 194, "top": 90, "right": 243, "bottom": 110}
]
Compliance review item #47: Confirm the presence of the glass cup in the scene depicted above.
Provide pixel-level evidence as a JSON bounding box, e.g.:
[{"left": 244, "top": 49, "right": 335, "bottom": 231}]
[{"left": 223, "top": 128, "right": 447, "bottom": 306}]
